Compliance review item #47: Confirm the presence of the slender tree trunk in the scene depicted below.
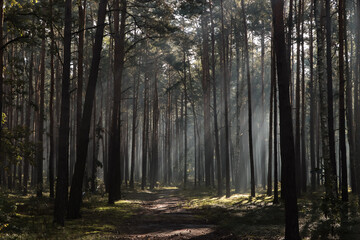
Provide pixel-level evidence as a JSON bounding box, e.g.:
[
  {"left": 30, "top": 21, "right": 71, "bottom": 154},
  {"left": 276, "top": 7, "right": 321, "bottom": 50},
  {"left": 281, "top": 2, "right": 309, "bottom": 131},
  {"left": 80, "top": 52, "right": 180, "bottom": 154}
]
[
  {"left": 151, "top": 72, "right": 159, "bottom": 189},
  {"left": 220, "top": 0, "right": 230, "bottom": 198},
  {"left": 129, "top": 73, "right": 139, "bottom": 188},
  {"left": 54, "top": 0, "right": 72, "bottom": 225},
  {"left": 271, "top": 0, "right": 300, "bottom": 237},
  {"left": 36, "top": 27, "right": 45, "bottom": 198},
  {"left": 209, "top": 0, "right": 222, "bottom": 196},
  {"left": 338, "top": 0, "right": 348, "bottom": 201},
  {"left": 67, "top": 0, "right": 108, "bottom": 218},
  {"left": 183, "top": 52, "right": 188, "bottom": 188},
  {"left": 77, "top": 0, "right": 86, "bottom": 191},
  {"left": 201, "top": 3, "right": 213, "bottom": 188},
  {"left": 273, "top": 38, "right": 279, "bottom": 204},
  {"left": 241, "top": 0, "right": 255, "bottom": 197},
  {"left": 325, "top": 0, "right": 338, "bottom": 199},
  {"left": 310, "top": 0, "right": 316, "bottom": 191},
  {"left": 49, "top": 0, "right": 55, "bottom": 199},
  {"left": 295, "top": 0, "right": 301, "bottom": 196},
  {"left": 91, "top": 96, "right": 97, "bottom": 193},
  {"left": 300, "top": 1, "right": 306, "bottom": 193},
  {"left": 267, "top": 43, "right": 274, "bottom": 196},
  {"left": 141, "top": 70, "right": 149, "bottom": 190},
  {"left": 23, "top": 52, "right": 33, "bottom": 195},
  {"left": 108, "top": 0, "right": 126, "bottom": 204},
  {"left": 345, "top": 0, "right": 355, "bottom": 196}
]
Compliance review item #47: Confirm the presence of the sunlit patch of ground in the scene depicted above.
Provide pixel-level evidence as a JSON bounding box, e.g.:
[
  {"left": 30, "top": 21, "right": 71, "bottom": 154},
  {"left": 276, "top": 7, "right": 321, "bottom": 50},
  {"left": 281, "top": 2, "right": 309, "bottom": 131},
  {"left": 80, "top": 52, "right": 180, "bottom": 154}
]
[{"left": 2, "top": 186, "right": 360, "bottom": 239}]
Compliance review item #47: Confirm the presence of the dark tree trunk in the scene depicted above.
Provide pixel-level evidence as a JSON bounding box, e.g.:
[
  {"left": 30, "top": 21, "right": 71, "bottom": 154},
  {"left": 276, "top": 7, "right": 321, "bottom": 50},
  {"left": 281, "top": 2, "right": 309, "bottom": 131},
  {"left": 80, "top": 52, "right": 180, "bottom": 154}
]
[
  {"left": 241, "top": 0, "right": 255, "bottom": 197},
  {"left": 108, "top": 0, "right": 126, "bottom": 204},
  {"left": 271, "top": 0, "right": 300, "bottom": 237},
  {"left": 200, "top": 3, "right": 213, "bottom": 188},
  {"left": 150, "top": 72, "right": 159, "bottom": 190},
  {"left": 272, "top": 38, "right": 279, "bottom": 204},
  {"left": 267, "top": 41, "right": 274, "bottom": 196},
  {"left": 295, "top": 0, "right": 301, "bottom": 196},
  {"left": 338, "top": 0, "right": 348, "bottom": 201},
  {"left": 91, "top": 96, "right": 97, "bottom": 193},
  {"left": 77, "top": 0, "right": 86, "bottom": 191},
  {"left": 183, "top": 52, "right": 188, "bottom": 189},
  {"left": 209, "top": 0, "right": 221, "bottom": 196},
  {"left": 309, "top": 0, "right": 316, "bottom": 191},
  {"left": 325, "top": 0, "right": 338, "bottom": 198},
  {"left": 23, "top": 52, "right": 33, "bottom": 195},
  {"left": 49, "top": 0, "right": 55, "bottom": 199},
  {"left": 67, "top": 0, "right": 108, "bottom": 218},
  {"left": 141, "top": 69, "right": 149, "bottom": 190},
  {"left": 53, "top": 0, "right": 72, "bottom": 225},
  {"left": 220, "top": 0, "right": 230, "bottom": 198},
  {"left": 129, "top": 73, "right": 139, "bottom": 189},
  {"left": 345, "top": 0, "right": 355, "bottom": 197},
  {"left": 36, "top": 27, "right": 45, "bottom": 198},
  {"left": 300, "top": 1, "right": 306, "bottom": 193}
]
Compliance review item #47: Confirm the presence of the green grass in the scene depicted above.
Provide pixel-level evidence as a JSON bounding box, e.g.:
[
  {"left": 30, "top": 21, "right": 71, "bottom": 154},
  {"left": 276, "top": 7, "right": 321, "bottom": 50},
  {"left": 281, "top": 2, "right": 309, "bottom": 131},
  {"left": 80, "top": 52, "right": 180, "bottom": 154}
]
[
  {"left": 0, "top": 191, "right": 142, "bottom": 239},
  {"left": 1, "top": 186, "right": 360, "bottom": 239}
]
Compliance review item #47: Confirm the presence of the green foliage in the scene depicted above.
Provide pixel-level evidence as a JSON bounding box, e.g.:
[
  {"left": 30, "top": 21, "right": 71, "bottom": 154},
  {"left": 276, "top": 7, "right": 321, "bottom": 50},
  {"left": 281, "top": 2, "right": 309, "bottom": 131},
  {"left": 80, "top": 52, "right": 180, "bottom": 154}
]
[
  {"left": 0, "top": 124, "right": 36, "bottom": 169},
  {"left": 0, "top": 193, "right": 16, "bottom": 233}
]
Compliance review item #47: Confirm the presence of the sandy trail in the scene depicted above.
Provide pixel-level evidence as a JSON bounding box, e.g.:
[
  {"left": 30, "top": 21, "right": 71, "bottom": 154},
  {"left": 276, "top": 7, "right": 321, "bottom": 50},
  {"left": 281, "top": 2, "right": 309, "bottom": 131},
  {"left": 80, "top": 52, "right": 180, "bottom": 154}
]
[{"left": 115, "top": 189, "right": 235, "bottom": 240}]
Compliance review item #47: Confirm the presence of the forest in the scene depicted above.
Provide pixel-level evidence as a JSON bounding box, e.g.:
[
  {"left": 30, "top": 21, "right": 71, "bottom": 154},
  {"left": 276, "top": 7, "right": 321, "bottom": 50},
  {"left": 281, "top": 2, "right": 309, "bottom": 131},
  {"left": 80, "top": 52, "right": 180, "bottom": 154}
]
[{"left": 0, "top": 0, "right": 360, "bottom": 239}]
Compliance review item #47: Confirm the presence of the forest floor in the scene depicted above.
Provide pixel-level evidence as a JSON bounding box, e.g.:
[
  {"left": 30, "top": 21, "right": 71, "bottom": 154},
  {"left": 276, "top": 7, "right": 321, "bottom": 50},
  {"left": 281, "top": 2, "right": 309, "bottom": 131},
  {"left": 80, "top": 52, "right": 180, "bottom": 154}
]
[{"left": 1, "top": 186, "right": 360, "bottom": 239}]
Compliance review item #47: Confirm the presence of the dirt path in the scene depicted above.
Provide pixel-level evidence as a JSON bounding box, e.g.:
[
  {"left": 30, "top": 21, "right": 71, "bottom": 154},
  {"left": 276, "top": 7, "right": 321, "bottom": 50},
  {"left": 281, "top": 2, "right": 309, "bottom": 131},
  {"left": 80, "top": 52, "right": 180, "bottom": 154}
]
[{"left": 115, "top": 189, "right": 235, "bottom": 240}]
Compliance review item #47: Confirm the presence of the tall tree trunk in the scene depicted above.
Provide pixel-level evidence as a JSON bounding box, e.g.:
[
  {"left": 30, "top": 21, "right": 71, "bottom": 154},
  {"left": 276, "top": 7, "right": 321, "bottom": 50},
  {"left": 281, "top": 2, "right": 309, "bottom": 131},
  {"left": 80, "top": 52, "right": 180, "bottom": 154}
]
[
  {"left": 271, "top": 0, "right": 300, "bottom": 237},
  {"left": 77, "top": 0, "right": 86, "bottom": 191},
  {"left": 325, "top": 0, "right": 338, "bottom": 199},
  {"left": 267, "top": 42, "right": 274, "bottom": 196},
  {"left": 220, "top": 0, "right": 230, "bottom": 198},
  {"left": 108, "top": 0, "right": 126, "bottom": 204},
  {"left": 300, "top": 1, "right": 306, "bottom": 193},
  {"left": 272, "top": 38, "right": 279, "bottom": 203},
  {"left": 338, "top": 0, "right": 348, "bottom": 201},
  {"left": 201, "top": 2, "right": 213, "bottom": 188},
  {"left": 141, "top": 69, "right": 149, "bottom": 190},
  {"left": 241, "top": 0, "right": 255, "bottom": 197},
  {"left": 23, "top": 51, "right": 33, "bottom": 195},
  {"left": 345, "top": 0, "right": 355, "bottom": 197},
  {"left": 183, "top": 52, "right": 188, "bottom": 188},
  {"left": 353, "top": 0, "right": 360, "bottom": 195},
  {"left": 151, "top": 72, "right": 159, "bottom": 189},
  {"left": 295, "top": 0, "right": 301, "bottom": 196},
  {"left": 310, "top": 0, "right": 316, "bottom": 191},
  {"left": 49, "top": 0, "right": 55, "bottom": 199},
  {"left": 209, "top": 0, "right": 221, "bottom": 196},
  {"left": 54, "top": 0, "right": 72, "bottom": 225},
  {"left": 129, "top": 73, "right": 139, "bottom": 188},
  {"left": 91, "top": 96, "right": 97, "bottom": 192},
  {"left": 67, "top": 0, "right": 108, "bottom": 218},
  {"left": 36, "top": 27, "right": 45, "bottom": 198}
]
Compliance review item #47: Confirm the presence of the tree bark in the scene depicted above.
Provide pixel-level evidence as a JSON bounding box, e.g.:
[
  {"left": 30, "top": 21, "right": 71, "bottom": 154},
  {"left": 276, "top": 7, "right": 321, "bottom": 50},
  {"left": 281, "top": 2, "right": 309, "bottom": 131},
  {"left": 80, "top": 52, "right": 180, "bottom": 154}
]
[
  {"left": 67, "top": 0, "right": 108, "bottom": 218},
  {"left": 200, "top": 2, "right": 213, "bottom": 188},
  {"left": 108, "top": 0, "right": 126, "bottom": 204},
  {"left": 49, "top": 0, "right": 55, "bottom": 199},
  {"left": 151, "top": 72, "right": 159, "bottom": 189},
  {"left": 325, "top": 0, "right": 338, "bottom": 199},
  {"left": 209, "top": 0, "right": 221, "bottom": 196},
  {"left": 54, "top": 0, "right": 72, "bottom": 225},
  {"left": 241, "top": 0, "right": 255, "bottom": 197},
  {"left": 271, "top": 0, "right": 300, "bottom": 237},
  {"left": 338, "top": 0, "right": 348, "bottom": 201},
  {"left": 36, "top": 26, "right": 45, "bottom": 198}
]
